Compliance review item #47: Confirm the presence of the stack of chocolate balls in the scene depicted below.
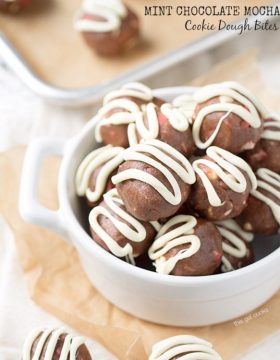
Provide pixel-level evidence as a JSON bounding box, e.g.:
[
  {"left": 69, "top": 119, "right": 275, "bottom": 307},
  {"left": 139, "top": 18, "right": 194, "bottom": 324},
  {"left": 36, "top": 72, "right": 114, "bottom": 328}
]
[{"left": 75, "top": 81, "right": 280, "bottom": 276}]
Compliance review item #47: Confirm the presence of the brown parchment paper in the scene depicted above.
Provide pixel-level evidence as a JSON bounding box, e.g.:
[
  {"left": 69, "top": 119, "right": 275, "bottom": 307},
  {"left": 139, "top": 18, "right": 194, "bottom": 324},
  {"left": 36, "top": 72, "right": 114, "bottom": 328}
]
[{"left": 1, "top": 51, "right": 280, "bottom": 360}]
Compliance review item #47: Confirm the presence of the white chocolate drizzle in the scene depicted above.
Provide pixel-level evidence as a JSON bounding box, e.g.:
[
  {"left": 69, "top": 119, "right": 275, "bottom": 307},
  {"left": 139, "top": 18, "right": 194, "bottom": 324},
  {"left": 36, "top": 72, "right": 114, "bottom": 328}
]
[
  {"left": 192, "top": 146, "right": 257, "bottom": 207},
  {"left": 112, "top": 139, "right": 196, "bottom": 206},
  {"left": 215, "top": 219, "right": 253, "bottom": 272},
  {"left": 262, "top": 113, "right": 280, "bottom": 141},
  {"left": 192, "top": 81, "right": 268, "bottom": 149},
  {"left": 94, "top": 82, "right": 191, "bottom": 146},
  {"left": 22, "top": 327, "right": 86, "bottom": 360},
  {"left": 251, "top": 168, "right": 280, "bottom": 225},
  {"left": 161, "top": 103, "right": 190, "bottom": 132},
  {"left": 149, "top": 335, "right": 223, "bottom": 360},
  {"left": 104, "top": 82, "right": 153, "bottom": 104},
  {"left": 128, "top": 102, "right": 190, "bottom": 146},
  {"left": 148, "top": 215, "right": 201, "bottom": 275},
  {"left": 95, "top": 83, "right": 153, "bottom": 143},
  {"left": 89, "top": 188, "right": 160, "bottom": 264},
  {"left": 75, "top": 145, "right": 124, "bottom": 203},
  {"left": 95, "top": 98, "right": 141, "bottom": 143},
  {"left": 74, "top": 0, "right": 127, "bottom": 33},
  {"left": 172, "top": 93, "right": 197, "bottom": 124},
  {"left": 128, "top": 103, "right": 159, "bottom": 146}
]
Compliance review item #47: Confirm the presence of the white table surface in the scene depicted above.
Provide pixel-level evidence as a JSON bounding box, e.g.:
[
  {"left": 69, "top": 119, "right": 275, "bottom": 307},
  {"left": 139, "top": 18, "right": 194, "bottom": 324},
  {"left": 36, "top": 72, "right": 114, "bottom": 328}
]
[{"left": 0, "top": 65, "right": 279, "bottom": 360}]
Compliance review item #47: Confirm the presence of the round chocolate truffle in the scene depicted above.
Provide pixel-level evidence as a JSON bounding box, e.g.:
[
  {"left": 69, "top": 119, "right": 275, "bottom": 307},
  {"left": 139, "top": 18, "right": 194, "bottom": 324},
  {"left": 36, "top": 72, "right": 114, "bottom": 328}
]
[
  {"left": 149, "top": 335, "right": 222, "bottom": 360},
  {"left": 128, "top": 100, "right": 196, "bottom": 157},
  {"left": 75, "top": 145, "right": 124, "bottom": 207},
  {"left": 0, "top": 0, "right": 31, "bottom": 13},
  {"left": 236, "top": 168, "right": 280, "bottom": 235},
  {"left": 22, "top": 327, "right": 92, "bottom": 360},
  {"left": 192, "top": 81, "right": 267, "bottom": 154},
  {"left": 215, "top": 219, "right": 254, "bottom": 273},
  {"left": 74, "top": 0, "right": 140, "bottom": 56},
  {"left": 94, "top": 83, "right": 154, "bottom": 148},
  {"left": 190, "top": 146, "right": 257, "bottom": 221},
  {"left": 112, "top": 139, "right": 196, "bottom": 221},
  {"left": 244, "top": 115, "right": 280, "bottom": 173},
  {"left": 89, "top": 188, "right": 158, "bottom": 263},
  {"left": 148, "top": 215, "right": 223, "bottom": 276}
]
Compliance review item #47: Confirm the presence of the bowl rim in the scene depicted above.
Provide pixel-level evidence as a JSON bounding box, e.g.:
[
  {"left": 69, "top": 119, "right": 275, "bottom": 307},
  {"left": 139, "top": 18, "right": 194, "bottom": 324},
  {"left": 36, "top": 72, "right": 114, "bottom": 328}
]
[{"left": 58, "top": 86, "right": 280, "bottom": 287}]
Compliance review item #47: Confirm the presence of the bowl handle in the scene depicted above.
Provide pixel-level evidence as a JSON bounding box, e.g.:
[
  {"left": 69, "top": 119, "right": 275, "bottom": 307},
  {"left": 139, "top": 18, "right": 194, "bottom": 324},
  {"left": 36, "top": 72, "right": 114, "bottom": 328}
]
[{"left": 19, "top": 137, "right": 69, "bottom": 240}]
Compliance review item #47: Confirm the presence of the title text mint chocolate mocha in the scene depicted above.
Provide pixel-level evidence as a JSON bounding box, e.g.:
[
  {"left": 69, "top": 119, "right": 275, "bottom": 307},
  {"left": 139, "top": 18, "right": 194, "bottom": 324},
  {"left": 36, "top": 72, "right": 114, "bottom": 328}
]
[{"left": 144, "top": 5, "right": 280, "bottom": 17}]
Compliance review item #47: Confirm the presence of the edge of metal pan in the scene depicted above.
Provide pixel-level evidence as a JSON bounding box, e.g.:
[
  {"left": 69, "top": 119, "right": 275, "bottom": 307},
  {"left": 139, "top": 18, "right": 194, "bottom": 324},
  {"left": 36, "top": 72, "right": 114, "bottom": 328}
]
[{"left": 0, "top": 4, "right": 279, "bottom": 107}]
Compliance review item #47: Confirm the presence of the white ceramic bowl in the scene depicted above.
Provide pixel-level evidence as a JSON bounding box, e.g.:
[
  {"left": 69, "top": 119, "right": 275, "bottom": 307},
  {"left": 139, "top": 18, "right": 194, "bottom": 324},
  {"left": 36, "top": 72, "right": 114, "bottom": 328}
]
[{"left": 19, "top": 87, "right": 280, "bottom": 327}]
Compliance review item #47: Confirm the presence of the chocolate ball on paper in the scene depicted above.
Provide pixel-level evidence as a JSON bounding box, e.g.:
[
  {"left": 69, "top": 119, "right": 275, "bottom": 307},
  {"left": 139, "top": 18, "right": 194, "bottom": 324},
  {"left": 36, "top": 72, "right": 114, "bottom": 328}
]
[
  {"left": 22, "top": 327, "right": 92, "bottom": 360},
  {"left": 149, "top": 335, "right": 222, "bottom": 360},
  {"left": 74, "top": 1, "right": 140, "bottom": 57}
]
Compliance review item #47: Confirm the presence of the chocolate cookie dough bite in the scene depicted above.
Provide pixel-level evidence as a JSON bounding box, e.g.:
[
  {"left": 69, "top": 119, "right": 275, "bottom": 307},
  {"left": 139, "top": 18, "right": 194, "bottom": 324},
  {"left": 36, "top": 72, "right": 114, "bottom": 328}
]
[
  {"left": 244, "top": 114, "right": 280, "bottom": 173},
  {"left": 112, "top": 139, "right": 196, "bottom": 221},
  {"left": 74, "top": 0, "right": 140, "bottom": 56},
  {"left": 236, "top": 168, "right": 280, "bottom": 235},
  {"left": 75, "top": 145, "right": 124, "bottom": 207},
  {"left": 94, "top": 82, "right": 195, "bottom": 155},
  {"left": 95, "top": 83, "right": 154, "bottom": 148},
  {"left": 190, "top": 146, "right": 257, "bottom": 221},
  {"left": 149, "top": 335, "right": 222, "bottom": 360},
  {"left": 0, "top": 0, "right": 31, "bottom": 13},
  {"left": 215, "top": 219, "right": 254, "bottom": 273},
  {"left": 128, "top": 100, "right": 196, "bottom": 157},
  {"left": 22, "top": 327, "right": 92, "bottom": 360},
  {"left": 148, "top": 215, "right": 222, "bottom": 276},
  {"left": 192, "top": 81, "right": 268, "bottom": 153},
  {"left": 89, "top": 189, "right": 159, "bottom": 264}
]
